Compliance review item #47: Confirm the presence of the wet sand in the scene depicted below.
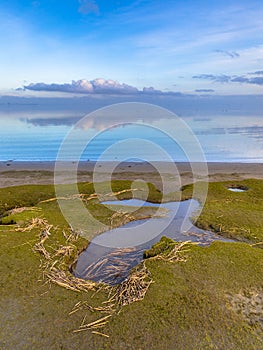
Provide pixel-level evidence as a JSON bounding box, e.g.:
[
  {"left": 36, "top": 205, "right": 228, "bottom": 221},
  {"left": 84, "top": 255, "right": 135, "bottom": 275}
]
[{"left": 0, "top": 161, "right": 262, "bottom": 190}]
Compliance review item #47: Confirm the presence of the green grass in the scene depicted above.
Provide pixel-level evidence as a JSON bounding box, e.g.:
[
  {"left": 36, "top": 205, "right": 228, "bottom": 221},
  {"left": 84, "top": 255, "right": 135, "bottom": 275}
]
[
  {"left": 104, "top": 242, "right": 263, "bottom": 350},
  {"left": 1, "top": 226, "right": 262, "bottom": 349},
  {"left": 0, "top": 179, "right": 184, "bottom": 219},
  {"left": 0, "top": 179, "right": 263, "bottom": 349},
  {"left": 0, "top": 180, "right": 166, "bottom": 272},
  {"left": 143, "top": 236, "right": 177, "bottom": 258},
  {"left": 0, "top": 224, "right": 108, "bottom": 349},
  {"left": 0, "top": 180, "right": 168, "bottom": 349},
  {"left": 186, "top": 179, "right": 263, "bottom": 243}
]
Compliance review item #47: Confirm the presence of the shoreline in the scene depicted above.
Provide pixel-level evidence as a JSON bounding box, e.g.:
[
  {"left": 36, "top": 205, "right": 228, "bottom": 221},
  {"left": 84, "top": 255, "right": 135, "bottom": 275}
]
[
  {"left": 0, "top": 161, "right": 262, "bottom": 190},
  {"left": 1, "top": 160, "right": 263, "bottom": 171}
]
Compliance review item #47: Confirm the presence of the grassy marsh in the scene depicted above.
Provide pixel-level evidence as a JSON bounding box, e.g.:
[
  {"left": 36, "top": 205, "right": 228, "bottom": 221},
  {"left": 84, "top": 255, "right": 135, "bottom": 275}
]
[
  {"left": 184, "top": 179, "right": 263, "bottom": 243},
  {"left": 0, "top": 179, "right": 263, "bottom": 349}
]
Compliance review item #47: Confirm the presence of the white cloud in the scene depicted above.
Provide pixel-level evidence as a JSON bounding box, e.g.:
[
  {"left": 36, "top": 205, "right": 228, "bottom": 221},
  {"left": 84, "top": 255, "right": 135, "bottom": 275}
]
[{"left": 23, "top": 78, "right": 176, "bottom": 95}]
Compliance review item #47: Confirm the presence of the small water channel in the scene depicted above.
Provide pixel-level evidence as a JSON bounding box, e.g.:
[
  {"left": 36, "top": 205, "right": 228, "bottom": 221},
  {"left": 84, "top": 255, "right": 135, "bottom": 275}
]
[{"left": 74, "top": 199, "right": 233, "bottom": 285}]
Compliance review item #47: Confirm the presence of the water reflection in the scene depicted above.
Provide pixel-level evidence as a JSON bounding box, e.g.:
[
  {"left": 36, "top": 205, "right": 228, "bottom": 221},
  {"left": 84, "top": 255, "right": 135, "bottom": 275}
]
[
  {"left": 0, "top": 96, "right": 263, "bottom": 162},
  {"left": 74, "top": 199, "right": 234, "bottom": 285}
]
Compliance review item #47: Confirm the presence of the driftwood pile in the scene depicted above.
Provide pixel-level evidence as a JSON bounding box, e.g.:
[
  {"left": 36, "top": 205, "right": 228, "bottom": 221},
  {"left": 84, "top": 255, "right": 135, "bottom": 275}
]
[
  {"left": 70, "top": 262, "right": 153, "bottom": 336},
  {"left": 113, "top": 262, "right": 153, "bottom": 306},
  {"left": 16, "top": 217, "right": 53, "bottom": 234},
  {"left": 157, "top": 240, "right": 193, "bottom": 263},
  {"left": 44, "top": 268, "right": 97, "bottom": 293}
]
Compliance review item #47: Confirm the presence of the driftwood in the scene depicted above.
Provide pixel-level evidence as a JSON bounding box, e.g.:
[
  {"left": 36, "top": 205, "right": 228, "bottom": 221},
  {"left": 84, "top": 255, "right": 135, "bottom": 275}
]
[
  {"left": 111, "top": 262, "right": 153, "bottom": 307},
  {"left": 16, "top": 217, "right": 53, "bottom": 233},
  {"left": 73, "top": 314, "right": 112, "bottom": 336},
  {"left": 44, "top": 268, "right": 97, "bottom": 292},
  {"left": 33, "top": 242, "right": 51, "bottom": 260}
]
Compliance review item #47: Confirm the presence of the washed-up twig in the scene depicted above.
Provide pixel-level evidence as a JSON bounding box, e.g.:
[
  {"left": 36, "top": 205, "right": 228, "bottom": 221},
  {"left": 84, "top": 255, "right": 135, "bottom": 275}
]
[
  {"left": 91, "top": 331, "right": 110, "bottom": 338},
  {"left": 165, "top": 241, "right": 193, "bottom": 262},
  {"left": 8, "top": 206, "right": 41, "bottom": 215},
  {"left": 73, "top": 314, "right": 112, "bottom": 333},
  {"left": 33, "top": 242, "right": 51, "bottom": 260},
  {"left": 16, "top": 217, "right": 53, "bottom": 233},
  {"left": 69, "top": 301, "right": 114, "bottom": 316},
  {"left": 114, "top": 262, "right": 153, "bottom": 306},
  {"left": 39, "top": 188, "right": 138, "bottom": 205},
  {"left": 44, "top": 268, "right": 98, "bottom": 292}
]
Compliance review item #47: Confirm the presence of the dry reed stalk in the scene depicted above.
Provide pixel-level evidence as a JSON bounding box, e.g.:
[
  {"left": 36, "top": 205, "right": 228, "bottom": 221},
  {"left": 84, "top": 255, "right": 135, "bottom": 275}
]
[
  {"left": 8, "top": 206, "right": 41, "bottom": 215},
  {"left": 39, "top": 230, "right": 51, "bottom": 244},
  {"left": 73, "top": 314, "right": 112, "bottom": 333},
  {"left": 39, "top": 188, "right": 138, "bottom": 205},
  {"left": 114, "top": 262, "right": 153, "bottom": 306},
  {"left": 109, "top": 211, "right": 136, "bottom": 229},
  {"left": 63, "top": 227, "right": 80, "bottom": 242},
  {"left": 53, "top": 245, "right": 74, "bottom": 258},
  {"left": 44, "top": 268, "right": 97, "bottom": 292},
  {"left": 82, "top": 194, "right": 99, "bottom": 203},
  {"left": 251, "top": 241, "right": 263, "bottom": 247},
  {"left": 39, "top": 194, "right": 88, "bottom": 204},
  {"left": 91, "top": 331, "right": 110, "bottom": 338},
  {"left": 81, "top": 247, "right": 140, "bottom": 284},
  {"left": 16, "top": 217, "right": 53, "bottom": 233},
  {"left": 33, "top": 242, "right": 51, "bottom": 260},
  {"left": 69, "top": 301, "right": 114, "bottom": 315},
  {"left": 107, "top": 188, "right": 137, "bottom": 197},
  {"left": 165, "top": 241, "right": 193, "bottom": 262}
]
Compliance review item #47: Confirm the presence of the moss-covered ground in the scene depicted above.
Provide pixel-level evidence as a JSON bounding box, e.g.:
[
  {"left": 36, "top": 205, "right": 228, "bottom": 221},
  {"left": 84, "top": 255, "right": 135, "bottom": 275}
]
[
  {"left": 184, "top": 179, "right": 263, "bottom": 244},
  {"left": 0, "top": 179, "right": 262, "bottom": 349}
]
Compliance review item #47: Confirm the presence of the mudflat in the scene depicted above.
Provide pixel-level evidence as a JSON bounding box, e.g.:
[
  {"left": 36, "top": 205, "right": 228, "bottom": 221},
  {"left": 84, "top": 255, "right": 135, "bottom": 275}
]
[{"left": 0, "top": 161, "right": 262, "bottom": 189}]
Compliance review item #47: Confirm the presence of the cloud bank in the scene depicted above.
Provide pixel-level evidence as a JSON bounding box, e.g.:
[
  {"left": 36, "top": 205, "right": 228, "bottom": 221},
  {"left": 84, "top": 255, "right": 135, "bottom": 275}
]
[
  {"left": 249, "top": 71, "right": 263, "bottom": 75},
  {"left": 23, "top": 78, "right": 183, "bottom": 96},
  {"left": 193, "top": 73, "right": 263, "bottom": 86}
]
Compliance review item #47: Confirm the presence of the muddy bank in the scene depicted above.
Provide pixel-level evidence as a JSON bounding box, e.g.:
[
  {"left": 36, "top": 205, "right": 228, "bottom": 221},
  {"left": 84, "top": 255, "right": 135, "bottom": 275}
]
[{"left": 0, "top": 161, "right": 262, "bottom": 191}]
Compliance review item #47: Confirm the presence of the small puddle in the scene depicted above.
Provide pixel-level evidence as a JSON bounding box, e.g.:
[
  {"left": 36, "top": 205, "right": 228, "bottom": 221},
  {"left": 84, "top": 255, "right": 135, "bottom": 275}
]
[
  {"left": 74, "top": 199, "right": 234, "bottom": 285},
  {"left": 228, "top": 188, "right": 247, "bottom": 192}
]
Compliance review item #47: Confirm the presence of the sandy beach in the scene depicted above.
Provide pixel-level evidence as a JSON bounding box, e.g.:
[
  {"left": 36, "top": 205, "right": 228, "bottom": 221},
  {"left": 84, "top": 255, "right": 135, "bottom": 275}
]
[{"left": 0, "top": 161, "right": 262, "bottom": 190}]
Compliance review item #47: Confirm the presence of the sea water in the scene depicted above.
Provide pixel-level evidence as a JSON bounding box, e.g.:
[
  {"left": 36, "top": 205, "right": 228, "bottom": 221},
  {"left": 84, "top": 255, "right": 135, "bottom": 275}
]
[{"left": 1, "top": 111, "right": 263, "bottom": 163}]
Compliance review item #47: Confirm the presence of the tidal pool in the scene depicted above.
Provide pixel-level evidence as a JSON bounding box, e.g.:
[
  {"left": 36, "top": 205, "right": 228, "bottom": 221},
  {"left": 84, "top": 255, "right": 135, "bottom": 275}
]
[{"left": 74, "top": 199, "right": 233, "bottom": 285}]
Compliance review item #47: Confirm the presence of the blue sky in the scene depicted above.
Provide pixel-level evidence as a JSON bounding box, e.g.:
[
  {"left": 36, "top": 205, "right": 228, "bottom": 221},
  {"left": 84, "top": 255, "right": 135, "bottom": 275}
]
[{"left": 1, "top": 0, "right": 263, "bottom": 96}]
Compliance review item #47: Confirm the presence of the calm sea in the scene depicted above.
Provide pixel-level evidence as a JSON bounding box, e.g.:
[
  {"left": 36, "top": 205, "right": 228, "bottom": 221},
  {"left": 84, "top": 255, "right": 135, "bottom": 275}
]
[{"left": 0, "top": 98, "right": 263, "bottom": 163}]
